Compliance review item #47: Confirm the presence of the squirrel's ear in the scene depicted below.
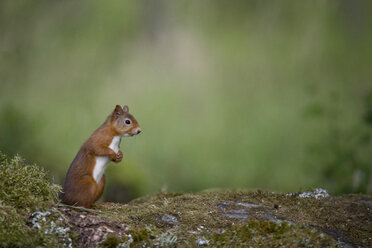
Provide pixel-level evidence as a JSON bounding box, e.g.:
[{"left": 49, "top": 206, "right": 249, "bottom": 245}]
[
  {"left": 123, "top": 105, "right": 129, "bottom": 113},
  {"left": 113, "top": 105, "right": 124, "bottom": 118}
]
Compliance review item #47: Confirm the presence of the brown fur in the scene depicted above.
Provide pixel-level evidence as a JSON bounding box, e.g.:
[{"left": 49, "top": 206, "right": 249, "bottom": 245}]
[{"left": 60, "top": 105, "right": 141, "bottom": 208}]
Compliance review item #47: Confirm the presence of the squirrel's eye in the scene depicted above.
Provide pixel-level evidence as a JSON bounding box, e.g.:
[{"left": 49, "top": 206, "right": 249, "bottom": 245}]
[{"left": 125, "top": 119, "right": 131, "bottom": 125}]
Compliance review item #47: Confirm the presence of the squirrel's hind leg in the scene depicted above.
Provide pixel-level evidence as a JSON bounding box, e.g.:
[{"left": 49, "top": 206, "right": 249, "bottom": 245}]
[
  {"left": 94, "top": 175, "right": 106, "bottom": 203},
  {"left": 64, "top": 176, "right": 98, "bottom": 208}
]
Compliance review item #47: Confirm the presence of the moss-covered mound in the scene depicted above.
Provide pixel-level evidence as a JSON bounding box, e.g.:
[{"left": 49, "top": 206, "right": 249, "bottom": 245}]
[
  {"left": 0, "top": 152, "right": 71, "bottom": 247},
  {"left": 94, "top": 190, "right": 371, "bottom": 247},
  {"left": 0, "top": 152, "right": 371, "bottom": 247}
]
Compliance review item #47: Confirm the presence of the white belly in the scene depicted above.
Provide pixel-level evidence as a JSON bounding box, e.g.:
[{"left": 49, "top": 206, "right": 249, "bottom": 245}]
[{"left": 93, "top": 136, "right": 121, "bottom": 183}]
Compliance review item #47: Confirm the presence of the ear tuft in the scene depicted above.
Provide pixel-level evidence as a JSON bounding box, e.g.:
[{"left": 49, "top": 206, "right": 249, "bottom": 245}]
[
  {"left": 113, "top": 105, "right": 124, "bottom": 118},
  {"left": 123, "top": 105, "right": 129, "bottom": 113}
]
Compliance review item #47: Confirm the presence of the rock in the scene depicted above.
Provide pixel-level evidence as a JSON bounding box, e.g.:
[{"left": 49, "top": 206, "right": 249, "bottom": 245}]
[
  {"left": 60, "top": 208, "right": 128, "bottom": 248},
  {"left": 197, "top": 237, "right": 210, "bottom": 246},
  {"left": 219, "top": 210, "right": 251, "bottom": 220},
  {"left": 157, "top": 214, "right": 178, "bottom": 225}
]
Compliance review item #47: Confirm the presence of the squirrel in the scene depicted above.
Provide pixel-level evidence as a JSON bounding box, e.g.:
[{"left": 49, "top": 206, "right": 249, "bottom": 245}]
[{"left": 60, "top": 104, "right": 141, "bottom": 208}]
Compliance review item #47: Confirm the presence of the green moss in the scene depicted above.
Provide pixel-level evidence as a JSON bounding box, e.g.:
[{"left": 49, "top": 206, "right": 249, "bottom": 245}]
[
  {"left": 0, "top": 152, "right": 71, "bottom": 248},
  {"left": 0, "top": 152, "right": 60, "bottom": 212},
  {"left": 101, "top": 234, "right": 120, "bottom": 248},
  {"left": 211, "top": 221, "right": 336, "bottom": 247},
  {"left": 124, "top": 226, "right": 179, "bottom": 248},
  {"left": 131, "top": 227, "right": 155, "bottom": 242},
  {"left": 0, "top": 202, "right": 39, "bottom": 247}
]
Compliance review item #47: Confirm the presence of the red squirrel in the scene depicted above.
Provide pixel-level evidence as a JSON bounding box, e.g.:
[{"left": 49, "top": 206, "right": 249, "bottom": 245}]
[{"left": 60, "top": 105, "right": 141, "bottom": 208}]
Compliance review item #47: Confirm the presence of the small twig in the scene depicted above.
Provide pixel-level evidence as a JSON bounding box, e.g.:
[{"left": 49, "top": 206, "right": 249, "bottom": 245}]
[
  {"left": 53, "top": 207, "right": 73, "bottom": 227},
  {"left": 58, "top": 203, "right": 103, "bottom": 214}
]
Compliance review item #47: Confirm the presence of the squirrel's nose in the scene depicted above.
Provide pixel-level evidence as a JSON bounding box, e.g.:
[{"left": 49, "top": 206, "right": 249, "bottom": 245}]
[{"left": 136, "top": 129, "right": 141, "bottom": 134}]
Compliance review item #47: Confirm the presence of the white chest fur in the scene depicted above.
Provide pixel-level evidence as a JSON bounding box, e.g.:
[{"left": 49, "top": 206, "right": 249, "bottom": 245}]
[{"left": 93, "top": 136, "right": 121, "bottom": 183}]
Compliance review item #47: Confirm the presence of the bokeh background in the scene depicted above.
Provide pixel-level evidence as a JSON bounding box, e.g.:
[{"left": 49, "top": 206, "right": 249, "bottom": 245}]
[{"left": 1, "top": 0, "right": 372, "bottom": 202}]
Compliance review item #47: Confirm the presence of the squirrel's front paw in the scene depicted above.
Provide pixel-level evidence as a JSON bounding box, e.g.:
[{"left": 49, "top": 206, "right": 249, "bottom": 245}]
[{"left": 114, "top": 150, "right": 123, "bottom": 162}]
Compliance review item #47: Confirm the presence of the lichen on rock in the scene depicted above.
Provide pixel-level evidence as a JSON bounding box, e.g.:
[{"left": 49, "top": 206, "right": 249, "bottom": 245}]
[{"left": 290, "top": 188, "right": 330, "bottom": 199}]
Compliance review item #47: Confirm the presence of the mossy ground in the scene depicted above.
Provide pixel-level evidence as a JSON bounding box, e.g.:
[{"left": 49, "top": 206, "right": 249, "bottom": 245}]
[
  {"left": 96, "top": 190, "right": 371, "bottom": 247},
  {"left": 1, "top": 151, "right": 371, "bottom": 247}
]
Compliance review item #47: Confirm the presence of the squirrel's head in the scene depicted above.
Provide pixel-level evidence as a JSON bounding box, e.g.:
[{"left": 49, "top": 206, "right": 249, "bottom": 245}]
[{"left": 110, "top": 105, "right": 141, "bottom": 137}]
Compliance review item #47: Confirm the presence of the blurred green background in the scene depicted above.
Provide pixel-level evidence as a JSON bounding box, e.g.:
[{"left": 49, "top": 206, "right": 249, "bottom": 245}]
[{"left": 1, "top": 0, "right": 372, "bottom": 202}]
